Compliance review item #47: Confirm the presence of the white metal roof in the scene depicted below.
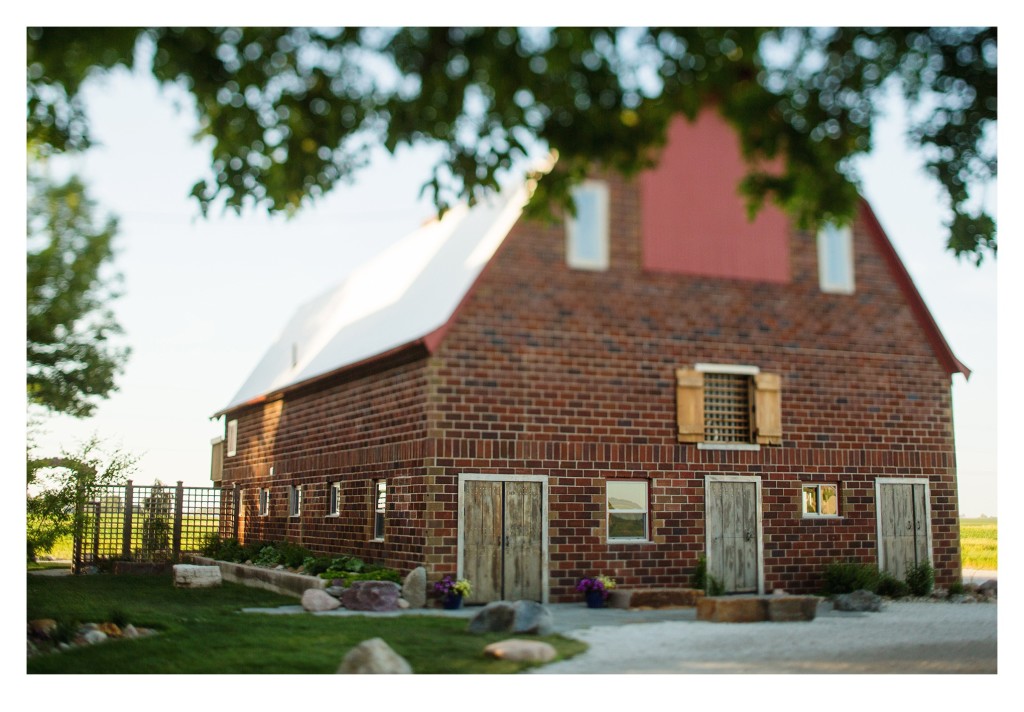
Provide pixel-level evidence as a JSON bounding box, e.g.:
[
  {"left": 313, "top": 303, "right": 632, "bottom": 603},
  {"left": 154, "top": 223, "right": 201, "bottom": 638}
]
[{"left": 220, "top": 182, "right": 530, "bottom": 413}]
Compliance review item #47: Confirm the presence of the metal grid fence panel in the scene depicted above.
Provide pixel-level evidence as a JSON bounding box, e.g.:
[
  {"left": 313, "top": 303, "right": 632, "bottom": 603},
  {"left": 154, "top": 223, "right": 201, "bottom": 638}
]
[{"left": 74, "top": 481, "right": 221, "bottom": 572}]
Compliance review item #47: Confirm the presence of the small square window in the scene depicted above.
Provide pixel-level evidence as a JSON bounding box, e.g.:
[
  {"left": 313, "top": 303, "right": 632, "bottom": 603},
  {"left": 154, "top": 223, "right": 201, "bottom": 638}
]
[
  {"left": 607, "top": 480, "right": 648, "bottom": 541},
  {"left": 226, "top": 420, "right": 238, "bottom": 457},
  {"left": 258, "top": 488, "right": 270, "bottom": 517},
  {"left": 566, "top": 181, "right": 610, "bottom": 271},
  {"left": 373, "top": 479, "right": 387, "bottom": 539},
  {"left": 288, "top": 485, "right": 302, "bottom": 518},
  {"left": 328, "top": 482, "right": 341, "bottom": 517},
  {"left": 818, "top": 223, "right": 855, "bottom": 294},
  {"left": 802, "top": 484, "right": 839, "bottom": 518}
]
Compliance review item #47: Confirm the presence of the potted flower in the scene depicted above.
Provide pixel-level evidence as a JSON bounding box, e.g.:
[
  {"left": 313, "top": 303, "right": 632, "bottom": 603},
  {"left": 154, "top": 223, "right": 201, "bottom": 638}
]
[
  {"left": 576, "top": 575, "right": 617, "bottom": 608},
  {"left": 434, "top": 575, "right": 472, "bottom": 609}
]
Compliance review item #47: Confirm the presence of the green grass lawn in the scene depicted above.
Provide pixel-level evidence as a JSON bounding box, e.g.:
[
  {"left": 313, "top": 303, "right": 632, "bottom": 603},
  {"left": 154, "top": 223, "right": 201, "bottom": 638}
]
[
  {"left": 960, "top": 517, "right": 997, "bottom": 570},
  {"left": 27, "top": 574, "right": 586, "bottom": 674}
]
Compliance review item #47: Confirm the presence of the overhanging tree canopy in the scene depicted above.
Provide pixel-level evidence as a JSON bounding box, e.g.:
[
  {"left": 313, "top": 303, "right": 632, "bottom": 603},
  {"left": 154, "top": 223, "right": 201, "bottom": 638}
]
[{"left": 27, "top": 27, "right": 996, "bottom": 262}]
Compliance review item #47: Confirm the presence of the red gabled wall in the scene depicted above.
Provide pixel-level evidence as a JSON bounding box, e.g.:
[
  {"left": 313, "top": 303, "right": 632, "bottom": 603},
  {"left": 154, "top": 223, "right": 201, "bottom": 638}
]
[{"left": 640, "top": 111, "right": 791, "bottom": 283}]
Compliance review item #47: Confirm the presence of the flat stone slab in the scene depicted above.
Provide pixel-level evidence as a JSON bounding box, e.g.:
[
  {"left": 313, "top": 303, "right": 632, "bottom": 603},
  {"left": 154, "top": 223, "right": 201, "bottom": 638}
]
[
  {"left": 608, "top": 588, "right": 704, "bottom": 609},
  {"left": 484, "top": 639, "right": 557, "bottom": 663},
  {"left": 173, "top": 564, "right": 222, "bottom": 588},
  {"left": 697, "top": 595, "right": 819, "bottom": 623}
]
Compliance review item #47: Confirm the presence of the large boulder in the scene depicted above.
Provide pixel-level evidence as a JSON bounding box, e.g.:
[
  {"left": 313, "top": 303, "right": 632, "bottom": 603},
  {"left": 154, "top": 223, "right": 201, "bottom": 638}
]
[
  {"left": 468, "top": 601, "right": 517, "bottom": 634},
  {"left": 483, "top": 639, "right": 557, "bottom": 663},
  {"left": 302, "top": 588, "right": 343, "bottom": 612},
  {"left": 337, "top": 638, "right": 412, "bottom": 674},
  {"left": 339, "top": 581, "right": 402, "bottom": 611},
  {"left": 832, "top": 589, "right": 882, "bottom": 612},
  {"left": 173, "top": 564, "right": 223, "bottom": 588},
  {"left": 511, "top": 600, "right": 554, "bottom": 635},
  {"left": 402, "top": 567, "right": 427, "bottom": 608},
  {"left": 467, "top": 600, "right": 553, "bottom": 635}
]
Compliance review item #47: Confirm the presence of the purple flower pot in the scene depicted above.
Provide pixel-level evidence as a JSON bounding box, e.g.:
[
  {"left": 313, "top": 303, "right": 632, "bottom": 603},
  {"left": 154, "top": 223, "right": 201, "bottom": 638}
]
[
  {"left": 443, "top": 593, "right": 463, "bottom": 610},
  {"left": 585, "top": 590, "right": 605, "bottom": 609}
]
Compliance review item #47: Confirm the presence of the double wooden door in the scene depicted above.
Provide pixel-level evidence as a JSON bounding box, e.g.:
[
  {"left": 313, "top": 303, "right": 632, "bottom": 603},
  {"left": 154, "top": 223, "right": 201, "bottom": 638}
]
[
  {"left": 461, "top": 478, "right": 544, "bottom": 603},
  {"left": 705, "top": 477, "right": 762, "bottom": 593},
  {"left": 876, "top": 480, "right": 930, "bottom": 579}
]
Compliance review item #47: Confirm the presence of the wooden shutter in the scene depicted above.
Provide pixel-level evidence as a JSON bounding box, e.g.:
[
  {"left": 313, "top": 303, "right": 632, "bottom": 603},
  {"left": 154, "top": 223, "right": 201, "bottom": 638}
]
[
  {"left": 675, "top": 369, "right": 704, "bottom": 443},
  {"left": 753, "top": 373, "right": 782, "bottom": 445}
]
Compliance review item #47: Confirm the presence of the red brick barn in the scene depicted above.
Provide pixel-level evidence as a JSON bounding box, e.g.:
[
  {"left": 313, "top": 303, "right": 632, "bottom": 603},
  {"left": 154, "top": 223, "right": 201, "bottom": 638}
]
[{"left": 212, "top": 110, "right": 968, "bottom": 602}]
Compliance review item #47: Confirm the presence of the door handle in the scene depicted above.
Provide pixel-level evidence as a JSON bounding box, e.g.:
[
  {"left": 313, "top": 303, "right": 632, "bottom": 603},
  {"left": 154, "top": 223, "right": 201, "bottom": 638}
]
[{"left": 744, "top": 529, "right": 753, "bottom": 542}]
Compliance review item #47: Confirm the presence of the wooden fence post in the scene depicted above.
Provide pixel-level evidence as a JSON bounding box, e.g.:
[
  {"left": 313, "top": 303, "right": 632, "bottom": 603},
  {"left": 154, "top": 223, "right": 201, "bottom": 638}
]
[
  {"left": 172, "top": 481, "right": 185, "bottom": 563},
  {"left": 122, "top": 480, "right": 134, "bottom": 561},
  {"left": 72, "top": 479, "right": 85, "bottom": 575}
]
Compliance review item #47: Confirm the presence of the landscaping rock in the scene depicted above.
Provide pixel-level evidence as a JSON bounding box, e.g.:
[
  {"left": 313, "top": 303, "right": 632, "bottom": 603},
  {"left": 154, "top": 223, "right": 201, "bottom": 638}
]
[
  {"left": 398, "top": 598, "right": 410, "bottom": 609},
  {"left": 402, "top": 566, "right": 427, "bottom": 608},
  {"left": 173, "top": 564, "right": 223, "bottom": 589},
  {"left": 98, "top": 622, "right": 123, "bottom": 637},
  {"left": 978, "top": 579, "right": 997, "bottom": 597},
  {"left": 302, "top": 588, "right": 343, "bottom": 612},
  {"left": 832, "top": 589, "right": 882, "bottom": 612},
  {"left": 339, "top": 581, "right": 401, "bottom": 611},
  {"left": 511, "top": 600, "right": 554, "bottom": 635},
  {"left": 77, "top": 629, "right": 108, "bottom": 645},
  {"left": 122, "top": 624, "right": 140, "bottom": 639},
  {"left": 468, "top": 601, "right": 517, "bottom": 634},
  {"left": 27, "top": 619, "right": 58, "bottom": 640},
  {"left": 337, "top": 638, "right": 412, "bottom": 674},
  {"left": 608, "top": 588, "right": 703, "bottom": 609},
  {"left": 696, "top": 596, "right": 765, "bottom": 623},
  {"left": 325, "top": 585, "right": 345, "bottom": 598},
  {"left": 467, "top": 600, "right": 553, "bottom": 635},
  {"left": 483, "top": 639, "right": 557, "bottom": 663}
]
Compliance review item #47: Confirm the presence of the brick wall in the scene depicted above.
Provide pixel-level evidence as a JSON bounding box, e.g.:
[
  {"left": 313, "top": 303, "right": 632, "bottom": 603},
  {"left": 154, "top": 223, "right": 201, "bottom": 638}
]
[
  {"left": 220, "top": 355, "right": 432, "bottom": 573},
  {"left": 427, "top": 170, "right": 960, "bottom": 598}
]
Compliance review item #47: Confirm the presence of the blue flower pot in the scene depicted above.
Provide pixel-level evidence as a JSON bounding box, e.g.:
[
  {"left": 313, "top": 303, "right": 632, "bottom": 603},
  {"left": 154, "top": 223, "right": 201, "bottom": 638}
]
[
  {"left": 585, "top": 590, "right": 605, "bottom": 609},
  {"left": 443, "top": 593, "right": 463, "bottom": 610}
]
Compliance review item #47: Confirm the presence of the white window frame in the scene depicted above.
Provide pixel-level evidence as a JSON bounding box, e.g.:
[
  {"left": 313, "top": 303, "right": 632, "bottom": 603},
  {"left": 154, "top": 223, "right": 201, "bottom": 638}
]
[
  {"left": 817, "top": 223, "right": 855, "bottom": 294},
  {"left": 373, "top": 479, "right": 386, "bottom": 540},
  {"left": 327, "top": 481, "right": 341, "bottom": 517},
  {"left": 258, "top": 488, "right": 270, "bottom": 517},
  {"left": 288, "top": 485, "right": 302, "bottom": 518},
  {"left": 566, "top": 180, "right": 610, "bottom": 271},
  {"left": 802, "top": 483, "right": 840, "bottom": 518},
  {"left": 606, "top": 479, "right": 650, "bottom": 542},
  {"left": 695, "top": 363, "right": 761, "bottom": 452},
  {"left": 226, "top": 419, "right": 238, "bottom": 457}
]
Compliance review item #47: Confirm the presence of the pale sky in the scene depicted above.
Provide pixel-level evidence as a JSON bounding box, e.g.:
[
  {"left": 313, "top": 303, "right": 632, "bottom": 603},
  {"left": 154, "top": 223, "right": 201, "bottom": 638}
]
[{"left": 21, "top": 52, "right": 998, "bottom": 516}]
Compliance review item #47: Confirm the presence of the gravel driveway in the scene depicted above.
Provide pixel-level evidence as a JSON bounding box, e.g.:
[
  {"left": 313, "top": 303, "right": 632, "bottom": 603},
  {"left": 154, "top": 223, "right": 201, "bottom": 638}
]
[{"left": 531, "top": 601, "right": 997, "bottom": 674}]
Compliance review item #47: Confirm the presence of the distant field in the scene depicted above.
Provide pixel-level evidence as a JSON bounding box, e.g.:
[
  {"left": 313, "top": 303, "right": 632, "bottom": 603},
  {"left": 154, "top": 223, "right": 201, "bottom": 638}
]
[{"left": 960, "top": 518, "right": 997, "bottom": 570}]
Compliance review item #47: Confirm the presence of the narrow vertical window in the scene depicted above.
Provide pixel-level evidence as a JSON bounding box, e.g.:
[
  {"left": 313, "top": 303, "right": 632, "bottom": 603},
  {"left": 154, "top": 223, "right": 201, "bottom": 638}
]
[
  {"left": 566, "top": 180, "right": 610, "bottom": 270},
  {"left": 328, "top": 482, "right": 341, "bottom": 517},
  {"left": 288, "top": 485, "right": 302, "bottom": 517},
  {"left": 818, "top": 223, "right": 855, "bottom": 294},
  {"left": 226, "top": 419, "right": 238, "bottom": 457},
  {"left": 259, "top": 488, "right": 269, "bottom": 516},
  {"left": 373, "top": 479, "right": 387, "bottom": 539},
  {"left": 607, "top": 480, "right": 649, "bottom": 541}
]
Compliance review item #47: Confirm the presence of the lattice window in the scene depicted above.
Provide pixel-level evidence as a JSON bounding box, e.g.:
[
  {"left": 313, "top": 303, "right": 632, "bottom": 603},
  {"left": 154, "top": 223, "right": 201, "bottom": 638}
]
[{"left": 703, "top": 372, "right": 751, "bottom": 443}]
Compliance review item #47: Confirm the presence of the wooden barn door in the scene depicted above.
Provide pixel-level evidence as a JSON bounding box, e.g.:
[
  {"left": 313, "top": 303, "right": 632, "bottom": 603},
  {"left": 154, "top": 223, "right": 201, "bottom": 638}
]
[
  {"left": 876, "top": 480, "right": 930, "bottom": 579},
  {"left": 460, "top": 476, "right": 545, "bottom": 603},
  {"left": 705, "top": 476, "right": 762, "bottom": 593}
]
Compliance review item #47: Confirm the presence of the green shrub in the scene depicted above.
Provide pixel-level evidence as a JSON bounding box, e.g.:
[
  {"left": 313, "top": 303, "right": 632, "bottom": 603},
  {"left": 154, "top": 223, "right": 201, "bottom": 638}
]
[
  {"left": 905, "top": 559, "right": 934, "bottom": 597},
  {"left": 277, "top": 541, "right": 311, "bottom": 569},
  {"left": 254, "top": 546, "right": 282, "bottom": 567},
  {"left": 108, "top": 608, "right": 130, "bottom": 628},
  {"left": 320, "top": 567, "right": 402, "bottom": 585},
  {"left": 875, "top": 572, "right": 910, "bottom": 598},
  {"left": 691, "top": 555, "right": 707, "bottom": 589},
  {"left": 948, "top": 580, "right": 965, "bottom": 596},
  {"left": 822, "top": 560, "right": 880, "bottom": 595}
]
